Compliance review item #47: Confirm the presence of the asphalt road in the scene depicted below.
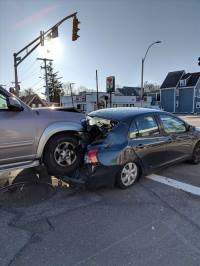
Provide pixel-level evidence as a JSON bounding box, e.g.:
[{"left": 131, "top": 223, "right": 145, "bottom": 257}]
[
  {"left": 0, "top": 160, "right": 200, "bottom": 266},
  {"left": 0, "top": 115, "right": 200, "bottom": 266}
]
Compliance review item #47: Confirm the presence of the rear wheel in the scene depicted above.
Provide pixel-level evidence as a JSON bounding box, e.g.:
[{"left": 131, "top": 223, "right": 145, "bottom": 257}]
[
  {"left": 116, "top": 162, "right": 140, "bottom": 189},
  {"left": 191, "top": 142, "right": 200, "bottom": 164},
  {"left": 43, "top": 134, "right": 81, "bottom": 176}
]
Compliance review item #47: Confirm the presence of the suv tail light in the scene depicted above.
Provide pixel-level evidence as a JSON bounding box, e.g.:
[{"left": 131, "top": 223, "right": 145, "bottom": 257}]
[{"left": 85, "top": 149, "right": 98, "bottom": 164}]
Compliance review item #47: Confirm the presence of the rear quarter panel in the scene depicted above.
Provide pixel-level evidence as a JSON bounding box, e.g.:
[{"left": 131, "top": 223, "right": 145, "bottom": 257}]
[{"left": 89, "top": 121, "right": 141, "bottom": 166}]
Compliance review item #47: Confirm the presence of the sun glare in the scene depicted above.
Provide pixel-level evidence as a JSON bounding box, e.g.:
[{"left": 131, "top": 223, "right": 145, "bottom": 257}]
[{"left": 39, "top": 38, "right": 63, "bottom": 61}]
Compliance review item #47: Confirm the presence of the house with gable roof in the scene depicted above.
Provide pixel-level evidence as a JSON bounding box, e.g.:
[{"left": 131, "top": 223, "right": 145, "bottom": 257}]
[{"left": 160, "top": 70, "right": 200, "bottom": 113}]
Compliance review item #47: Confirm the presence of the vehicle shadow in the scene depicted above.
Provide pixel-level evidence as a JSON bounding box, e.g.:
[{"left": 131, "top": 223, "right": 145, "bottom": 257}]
[{"left": 0, "top": 166, "right": 70, "bottom": 208}]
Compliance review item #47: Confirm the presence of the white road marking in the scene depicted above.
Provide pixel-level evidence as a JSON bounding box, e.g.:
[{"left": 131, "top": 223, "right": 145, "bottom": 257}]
[{"left": 146, "top": 174, "right": 200, "bottom": 196}]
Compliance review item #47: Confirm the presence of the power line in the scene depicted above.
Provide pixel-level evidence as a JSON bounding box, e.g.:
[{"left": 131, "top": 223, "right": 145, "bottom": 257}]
[
  {"left": 18, "top": 59, "right": 38, "bottom": 76},
  {"left": 20, "top": 68, "right": 40, "bottom": 83},
  {"left": 35, "top": 86, "right": 44, "bottom": 92},
  {"left": 28, "top": 79, "right": 43, "bottom": 89}
]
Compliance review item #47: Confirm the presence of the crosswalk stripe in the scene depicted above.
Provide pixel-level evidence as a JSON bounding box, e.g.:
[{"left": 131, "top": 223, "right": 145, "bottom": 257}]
[{"left": 146, "top": 174, "right": 200, "bottom": 196}]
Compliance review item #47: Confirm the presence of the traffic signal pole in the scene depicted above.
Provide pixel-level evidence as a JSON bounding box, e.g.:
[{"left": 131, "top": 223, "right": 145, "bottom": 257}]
[
  {"left": 14, "top": 58, "right": 19, "bottom": 94},
  {"left": 13, "top": 12, "right": 79, "bottom": 97}
]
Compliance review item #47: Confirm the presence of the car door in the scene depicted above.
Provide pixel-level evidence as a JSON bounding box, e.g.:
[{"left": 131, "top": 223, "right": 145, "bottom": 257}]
[
  {"left": 0, "top": 90, "right": 37, "bottom": 165},
  {"left": 128, "top": 114, "right": 170, "bottom": 170},
  {"left": 158, "top": 114, "right": 194, "bottom": 162}
]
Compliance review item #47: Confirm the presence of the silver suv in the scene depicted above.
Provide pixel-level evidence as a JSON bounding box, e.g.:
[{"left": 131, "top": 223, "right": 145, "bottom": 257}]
[{"left": 0, "top": 86, "right": 86, "bottom": 176}]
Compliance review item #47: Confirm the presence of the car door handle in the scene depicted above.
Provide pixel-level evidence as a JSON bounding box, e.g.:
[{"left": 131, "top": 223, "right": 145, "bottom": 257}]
[
  {"left": 136, "top": 144, "right": 144, "bottom": 149},
  {"left": 167, "top": 137, "right": 173, "bottom": 143}
]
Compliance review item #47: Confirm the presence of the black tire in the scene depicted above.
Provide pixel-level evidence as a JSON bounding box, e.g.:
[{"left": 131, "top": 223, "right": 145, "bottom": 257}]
[
  {"left": 116, "top": 162, "right": 140, "bottom": 189},
  {"left": 43, "top": 134, "right": 81, "bottom": 176},
  {"left": 191, "top": 142, "right": 200, "bottom": 164}
]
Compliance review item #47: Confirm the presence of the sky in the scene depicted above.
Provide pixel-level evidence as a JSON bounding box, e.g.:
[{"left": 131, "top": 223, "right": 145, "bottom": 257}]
[{"left": 0, "top": 0, "right": 200, "bottom": 96}]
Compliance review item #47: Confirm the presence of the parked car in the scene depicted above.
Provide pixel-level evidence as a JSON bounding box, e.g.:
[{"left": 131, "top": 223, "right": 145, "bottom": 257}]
[
  {"left": 0, "top": 86, "right": 87, "bottom": 176},
  {"left": 73, "top": 107, "right": 200, "bottom": 189}
]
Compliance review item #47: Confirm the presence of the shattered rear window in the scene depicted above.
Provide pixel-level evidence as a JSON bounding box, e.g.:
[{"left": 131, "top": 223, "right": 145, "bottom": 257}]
[{"left": 87, "top": 116, "right": 118, "bottom": 131}]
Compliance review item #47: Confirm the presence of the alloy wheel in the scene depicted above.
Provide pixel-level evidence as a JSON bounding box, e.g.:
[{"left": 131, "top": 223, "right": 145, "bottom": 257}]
[
  {"left": 54, "top": 142, "right": 77, "bottom": 167},
  {"left": 121, "top": 162, "right": 138, "bottom": 187}
]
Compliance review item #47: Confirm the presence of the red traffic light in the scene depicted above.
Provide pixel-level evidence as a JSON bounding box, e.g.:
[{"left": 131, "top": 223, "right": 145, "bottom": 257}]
[{"left": 72, "top": 16, "right": 80, "bottom": 41}]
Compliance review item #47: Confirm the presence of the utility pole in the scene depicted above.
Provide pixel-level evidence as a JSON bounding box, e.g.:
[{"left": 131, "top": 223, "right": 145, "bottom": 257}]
[
  {"left": 140, "top": 58, "right": 144, "bottom": 106},
  {"left": 13, "top": 12, "right": 80, "bottom": 97},
  {"left": 37, "top": 58, "right": 53, "bottom": 103},
  {"left": 69, "top": 83, "right": 75, "bottom": 108},
  {"left": 96, "top": 70, "right": 99, "bottom": 109}
]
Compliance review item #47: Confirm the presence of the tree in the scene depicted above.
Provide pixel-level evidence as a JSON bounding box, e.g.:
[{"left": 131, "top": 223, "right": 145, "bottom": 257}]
[
  {"left": 62, "top": 83, "right": 93, "bottom": 96},
  {"left": 20, "top": 88, "right": 35, "bottom": 97},
  {"left": 144, "top": 81, "right": 160, "bottom": 93},
  {"left": 62, "top": 83, "right": 72, "bottom": 95},
  {"left": 46, "top": 62, "right": 63, "bottom": 103}
]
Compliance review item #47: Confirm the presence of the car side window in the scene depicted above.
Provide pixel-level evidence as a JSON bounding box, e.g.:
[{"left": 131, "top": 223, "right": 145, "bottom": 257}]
[
  {"left": 129, "top": 120, "right": 138, "bottom": 139},
  {"left": 135, "top": 115, "right": 160, "bottom": 137},
  {"left": 160, "top": 114, "right": 186, "bottom": 134},
  {"left": 0, "top": 93, "right": 8, "bottom": 110}
]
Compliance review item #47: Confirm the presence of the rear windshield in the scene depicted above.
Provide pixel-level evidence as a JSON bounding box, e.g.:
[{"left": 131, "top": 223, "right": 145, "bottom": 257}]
[{"left": 86, "top": 116, "right": 118, "bottom": 132}]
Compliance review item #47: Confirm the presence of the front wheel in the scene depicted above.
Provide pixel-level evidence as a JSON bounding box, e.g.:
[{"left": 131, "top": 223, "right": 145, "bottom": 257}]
[
  {"left": 191, "top": 142, "right": 200, "bottom": 164},
  {"left": 43, "top": 134, "right": 81, "bottom": 176},
  {"left": 116, "top": 162, "right": 140, "bottom": 189}
]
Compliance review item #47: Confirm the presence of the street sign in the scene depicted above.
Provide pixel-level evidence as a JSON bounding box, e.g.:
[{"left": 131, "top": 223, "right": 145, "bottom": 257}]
[{"left": 106, "top": 76, "right": 115, "bottom": 93}]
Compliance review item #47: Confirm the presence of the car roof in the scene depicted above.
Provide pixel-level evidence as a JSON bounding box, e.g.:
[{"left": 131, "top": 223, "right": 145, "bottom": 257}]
[{"left": 88, "top": 107, "right": 163, "bottom": 121}]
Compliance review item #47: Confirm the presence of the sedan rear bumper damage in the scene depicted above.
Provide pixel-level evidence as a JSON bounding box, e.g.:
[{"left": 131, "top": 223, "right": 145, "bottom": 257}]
[{"left": 60, "top": 164, "right": 120, "bottom": 189}]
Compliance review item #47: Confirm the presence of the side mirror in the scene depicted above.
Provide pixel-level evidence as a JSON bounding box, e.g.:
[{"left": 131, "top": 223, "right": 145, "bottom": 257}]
[
  {"left": 186, "top": 124, "right": 194, "bottom": 132},
  {"left": 8, "top": 97, "right": 24, "bottom": 111}
]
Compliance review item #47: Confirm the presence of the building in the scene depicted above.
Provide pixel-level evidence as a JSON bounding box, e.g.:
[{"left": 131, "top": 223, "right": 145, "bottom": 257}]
[
  {"left": 147, "top": 91, "right": 160, "bottom": 106},
  {"left": 61, "top": 90, "right": 154, "bottom": 113},
  {"left": 160, "top": 70, "right": 200, "bottom": 113},
  {"left": 116, "top": 86, "right": 140, "bottom": 96},
  {"left": 20, "top": 94, "right": 49, "bottom": 108},
  {"left": 117, "top": 86, "right": 160, "bottom": 107}
]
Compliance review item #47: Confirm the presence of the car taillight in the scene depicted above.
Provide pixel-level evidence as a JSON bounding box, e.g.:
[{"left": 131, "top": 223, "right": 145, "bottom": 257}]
[{"left": 86, "top": 149, "right": 98, "bottom": 164}]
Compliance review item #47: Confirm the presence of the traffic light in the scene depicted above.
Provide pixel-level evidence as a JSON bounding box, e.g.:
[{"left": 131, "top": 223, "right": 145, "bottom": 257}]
[
  {"left": 72, "top": 16, "right": 80, "bottom": 41},
  {"left": 51, "top": 26, "right": 58, "bottom": 38},
  {"left": 198, "top": 57, "right": 200, "bottom": 66}
]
